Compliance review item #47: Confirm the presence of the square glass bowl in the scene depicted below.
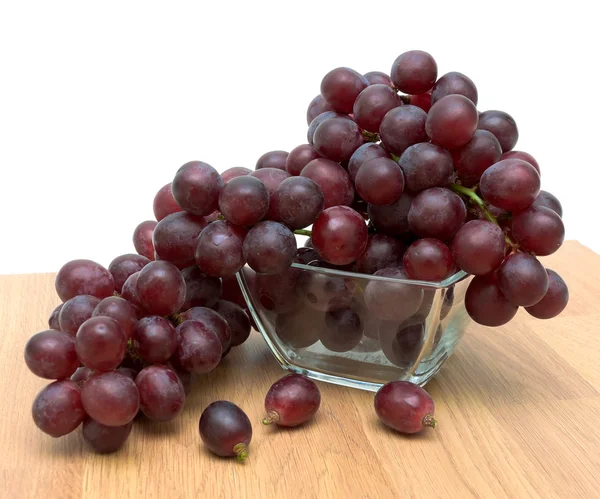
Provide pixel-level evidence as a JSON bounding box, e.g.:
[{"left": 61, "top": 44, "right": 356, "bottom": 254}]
[{"left": 237, "top": 263, "right": 472, "bottom": 392}]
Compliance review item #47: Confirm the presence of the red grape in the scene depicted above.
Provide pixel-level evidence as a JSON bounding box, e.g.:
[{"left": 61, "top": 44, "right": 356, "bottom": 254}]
[
  {"left": 81, "top": 371, "right": 140, "bottom": 426},
  {"left": 364, "top": 267, "right": 424, "bottom": 321},
  {"left": 312, "top": 206, "right": 368, "bottom": 265},
  {"left": 249, "top": 168, "right": 290, "bottom": 219},
  {"left": 300, "top": 158, "right": 354, "bottom": 208},
  {"left": 465, "top": 273, "right": 518, "bottom": 326},
  {"left": 133, "top": 220, "right": 157, "bottom": 260},
  {"left": 431, "top": 71, "right": 478, "bottom": 105},
  {"left": 55, "top": 259, "right": 115, "bottom": 302},
  {"left": 153, "top": 183, "right": 183, "bottom": 222},
  {"left": 525, "top": 269, "right": 569, "bottom": 319},
  {"left": 355, "top": 157, "right": 405, "bottom": 206},
  {"left": 133, "top": 316, "right": 177, "bottom": 364},
  {"left": 256, "top": 150, "right": 289, "bottom": 171},
  {"left": 320, "top": 67, "right": 369, "bottom": 113},
  {"left": 71, "top": 366, "right": 93, "bottom": 386},
  {"left": 313, "top": 116, "right": 364, "bottom": 162},
  {"left": 59, "top": 295, "right": 101, "bottom": 335},
  {"left": 297, "top": 271, "right": 354, "bottom": 312},
  {"left": 399, "top": 142, "right": 454, "bottom": 192},
  {"left": 135, "top": 365, "right": 185, "bottom": 422},
  {"left": 181, "top": 266, "right": 222, "bottom": 309},
  {"left": 379, "top": 105, "right": 428, "bottom": 155},
  {"left": 497, "top": 252, "right": 549, "bottom": 306},
  {"left": 374, "top": 381, "right": 436, "bottom": 434},
  {"left": 501, "top": 150, "right": 540, "bottom": 175},
  {"left": 172, "top": 161, "right": 223, "bottom": 216},
  {"left": 379, "top": 320, "right": 424, "bottom": 368},
  {"left": 403, "top": 238, "right": 454, "bottom": 281},
  {"left": 76, "top": 316, "right": 127, "bottom": 371},
  {"left": 92, "top": 296, "right": 137, "bottom": 339},
  {"left": 511, "top": 206, "right": 565, "bottom": 256},
  {"left": 321, "top": 305, "right": 363, "bottom": 352},
  {"left": 136, "top": 261, "right": 186, "bottom": 316},
  {"left": 153, "top": 212, "right": 207, "bottom": 266},
  {"left": 221, "top": 275, "right": 246, "bottom": 309},
  {"left": 353, "top": 234, "right": 405, "bottom": 275},
  {"left": 243, "top": 221, "right": 297, "bottom": 275},
  {"left": 478, "top": 110, "right": 518, "bottom": 152},
  {"left": 409, "top": 93, "right": 432, "bottom": 112},
  {"left": 254, "top": 269, "right": 300, "bottom": 314},
  {"left": 364, "top": 71, "right": 393, "bottom": 87},
  {"left": 479, "top": 159, "right": 540, "bottom": 212},
  {"left": 348, "top": 142, "right": 390, "bottom": 182},
  {"left": 391, "top": 50, "right": 437, "bottom": 94},
  {"left": 175, "top": 320, "right": 222, "bottom": 373},
  {"left": 532, "top": 190, "right": 562, "bottom": 217},
  {"left": 426, "top": 94, "right": 478, "bottom": 149},
  {"left": 307, "top": 111, "right": 346, "bottom": 145},
  {"left": 285, "top": 144, "right": 321, "bottom": 176},
  {"left": 195, "top": 220, "right": 247, "bottom": 277},
  {"left": 451, "top": 220, "right": 506, "bottom": 275},
  {"left": 353, "top": 84, "right": 401, "bottom": 133},
  {"left": 368, "top": 191, "right": 415, "bottom": 236},
  {"left": 199, "top": 401, "right": 252, "bottom": 461},
  {"left": 120, "top": 271, "right": 148, "bottom": 317},
  {"left": 306, "top": 94, "right": 335, "bottom": 125},
  {"left": 48, "top": 304, "right": 63, "bottom": 330},
  {"left": 108, "top": 253, "right": 150, "bottom": 293},
  {"left": 275, "top": 307, "right": 321, "bottom": 348},
  {"left": 221, "top": 166, "right": 252, "bottom": 183},
  {"left": 218, "top": 175, "right": 270, "bottom": 226},
  {"left": 451, "top": 129, "right": 502, "bottom": 186},
  {"left": 271, "top": 176, "right": 324, "bottom": 230},
  {"left": 82, "top": 418, "right": 133, "bottom": 454},
  {"left": 408, "top": 187, "right": 466, "bottom": 241},
  {"left": 25, "top": 329, "right": 79, "bottom": 379},
  {"left": 32, "top": 380, "right": 86, "bottom": 437},
  {"left": 263, "top": 374, "right": 321, "bottom": 427},
  {"left": 214, "top": 300, "right": 251, "bottom": 347},
  {"left": 180, "top": 307, "right": 232, "bottom": 351}
]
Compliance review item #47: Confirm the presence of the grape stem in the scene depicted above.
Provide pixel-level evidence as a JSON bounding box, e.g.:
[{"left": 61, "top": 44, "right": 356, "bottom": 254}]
[
  {"left": 362, "top": 130, "right": 380, "bottom": 143},
  {"left": 262, "top": 410, "right": 280, "bottom": 426},
  {"left": 293, "top": 229, "right": 312, "bottom": 237},
  {"left": 233, "top": 443, "right": 248, "bottom": 462},
  {"left": 422, "top": 414, "right": 437, "bottom": 429},
  {"left": 449, "top": 183, "right": 517, "bottom": 250}
]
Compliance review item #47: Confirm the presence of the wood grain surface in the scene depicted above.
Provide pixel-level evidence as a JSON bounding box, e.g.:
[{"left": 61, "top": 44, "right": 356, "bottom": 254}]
[{"left": 1, "top": 241, "right": 598, "bottom": 499}]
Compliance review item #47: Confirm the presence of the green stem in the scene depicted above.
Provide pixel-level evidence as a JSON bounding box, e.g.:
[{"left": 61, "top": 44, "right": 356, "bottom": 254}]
[
  {"left": 422, "top": 414, "right": 437, "bottom": 429},
  {"left": 233, "top": 443, "right": 248, "bottom": 462},
  {"left": 293, "top": 229, "right": 312, "bottom": 237},
  {"left": 362, "top": 130, "right": 380, "bottom": 143},
  {"left": 398, "top": 94, "right": 411, "bottom": 105}
]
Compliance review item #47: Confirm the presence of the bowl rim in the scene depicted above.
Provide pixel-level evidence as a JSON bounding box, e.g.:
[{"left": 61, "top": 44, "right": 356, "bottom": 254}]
[{"left": 289, "top": 262, "right": 469, "bottom": 289}]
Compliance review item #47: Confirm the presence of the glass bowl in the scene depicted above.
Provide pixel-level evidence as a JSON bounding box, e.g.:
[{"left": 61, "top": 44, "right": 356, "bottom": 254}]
[{"left": 237, "top": 262, "right": 472, "bottom": 392}]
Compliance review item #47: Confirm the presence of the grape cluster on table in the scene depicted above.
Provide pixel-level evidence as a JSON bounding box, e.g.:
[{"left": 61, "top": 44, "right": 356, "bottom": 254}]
[{"left": 25, "top": 49, "right": 568, "bottom": 456}]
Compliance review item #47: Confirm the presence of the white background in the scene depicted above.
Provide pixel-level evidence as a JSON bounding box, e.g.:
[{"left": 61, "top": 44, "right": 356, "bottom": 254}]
[{"left": 0, "top": 0, "right": 597, "bottom": 275}]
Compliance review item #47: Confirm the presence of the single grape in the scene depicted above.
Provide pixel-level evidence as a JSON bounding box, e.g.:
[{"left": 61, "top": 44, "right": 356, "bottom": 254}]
[
  {"left": 180, "top": 266, "right": 222, "bottom": 310},
  {"left": 243, "top": 221, "right": 297, "bottom": 275},
  {"left": 135, "top": 365, "right": 185, "bottom": 422},
  {"left": 399, "top": 142, "right": 454, "bottom": 192},
  {"left": 249, "top": 168, "right": 290, "bottom": 219},
  {"left": 153, "top": 211, "right": 207, "bottom": 266},
  {"left": 133, "top": 220, "right": 157, "bottom": 260},
  {"left": 25, "top": 329, "right": 79, "bottom": 379},
  {"left": 478, "top": 110, "right": 518, "bottom": 152},
  {"left": 221, "top": 275, "right": 246, "bottom": 309},
  {"left": 108, "top": 253, "right": 151, "bottom": 293},
  {"left": 320, "top": 67, "right": 369, "bottom": 113},
  {"left": 465, "top": 273, "right": 518, "bottom": 326},
  {"left": 153, "top": 183, "right": 183, "bottom": 222},
  {"left": 451, "top": 220, "right": 506, "bottom": 275},
  {"left": 194, "top": 220, "right": 247, "bottom": 277},
  {"left": 271, "top": 176, "right": 324, "bottom": 230},
  {"left": 116, "top": 367, "right": 139, "bottom": 381},
  {"left": 75, "top": 316, "right": 127, "bottom": 371},
  {"left": 353, "top": 84, "right": 401, "bottom": 133},
  {"left": 81, "top": 371, "right": 140, "bottom": 426},
  {"left": 451, "top": 129, "right": 502, "bottom": 186},
  {"left": 275, "top": 307, "right": 322, "bottom": 348},
  {"left": 479, "top": 159, "right": 540, "bottom": 212},
  {"left": 379, "top": 105, "right": 428, "bottom": 155},
  {"left": 172, "top": 161, "right": 223, "bottom": 216},
  {"left": 48, "top": 304, "right": 63, "bottom": 330},
  {"left": 199, "top": 401, "right": 252, "bottom": 461},
  {"left": 136, "top": 261, "right": 186, "bottom": 316},
  {"left": 355, "top": 157, "right": 405, "bottom": 206},
  {"left": 403, "top": 238, "right": 454, "bottom": 281},
  {"left": 32, "top": 380, "right": 85, "bottom": 437},
  {"left": 92, "top": 296, "right": 137, "bottom": 339},
  {"left": 525, "top": 269, "right": 569, "bottom": 319},
  {"left": 254, "top": 268, "right": 300, "bottom": 314},
  {"left": 512, "top": 206, "right": 565, "bottom": 256},
  {"left": 256, "top": 150, "right": 289, "bottom": 171},
  {"left": 426, "top": 94, "right": 478, "bottom": 149},
  {"left": 295, "top": 247, "right": 320, "bottom": 265},
  {"left": 120, "top": 271, "right": 148, "bottom": 317},
  {"left": 58, "top": 295, "right": 101, "bottom": 335},
  {"left": 497, "top": 252, "right": 549, "bottom": 306},
  {"left": 313, "top": 116, "right": 364, "bottom": 162},
  {"left": 348, "top": 143, "right": 390, "bottom": 183},
  {"left": 132, "top": 316, "right": 177, "bottom": 364},
  {"left": 368, "top": 191, "right": 415, "bottom": 236},
  {"left": 82, "top": 418, "right": 133, "bottom": 454},
  {"left": 431, "top": 71, "right": 478, "bottom": 105},
  {"left": 175, "top": 320, "right": 222, "bottom": 373},
  {"left": 321, "top": 305, "right": 363, "bottom": 352},
  {"left": 408, "top": 187, "right": 466, "bottom": 241},
  {"left": 364, "top": 267, "right": 424, "bottom": 321},
  {"left": 531, "top": 190, "right": 562, "bottom": 217},
  {"left": 297, "top": 271, "right": 354, "bottom": 312},
  {"left": 374, "top": 381, "right": 436, "bottom": 434},
  {"left": 221, "top": 166, "right": 251, "bottom": 184},
  {"left": 285, "top": 144, "right": 321, "bottom": 176},
  {"left": 218, "top": 175, "right": 269, "bottom": 227},
  {"left": 409, "top": 93, "right": 432, "bottom": 112},
  {"left": 379, "top": 320, "right": 424, "bottom": 368},
  {"left": 214, "top": 300, "right": 251, "bottom": 347},
  {"left": 312, "top": 206, "right": 368, "bottom": 266},
  {"left": 263, "top": 374, "right": 321, "bottom": 427},
  {"left": 300, "top": 158, "right": 354, "bottom": 208},
  {"left": 55, "top": 259, "right": 115, "bottom": 302},
  {"left": 306, "top": 94, "right": 334, "bottom": 125},
  {"left": 180, "top": 307, "right": 232, "bottom": 351},
  {"left": 501, "top": 151, "right": 540, "bottom": 175},
  {"left": 363, "top": 71, "right": 393, "bottom": 87},
  {"left": 71, "top": 366, "right": 93, "bottom": 386},
  {"left": 391, "top": 50, "right": 437, "bottom": 94},
  {"left": 354, "top": 234, "right": 405, "bottom": 275},
  {"left": 307, "top": 111, "right": 346, "bottom": 145}
]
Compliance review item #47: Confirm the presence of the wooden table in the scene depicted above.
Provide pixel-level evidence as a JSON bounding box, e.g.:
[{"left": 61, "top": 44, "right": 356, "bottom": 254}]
[{"left": 1, "top": 241, "right": 598, "bottom": 498}]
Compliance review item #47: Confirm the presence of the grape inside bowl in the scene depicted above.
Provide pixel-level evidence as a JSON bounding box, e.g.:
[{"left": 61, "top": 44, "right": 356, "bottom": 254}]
[{"left": 237, "top": 262, "right": 471, "bottom": 391}]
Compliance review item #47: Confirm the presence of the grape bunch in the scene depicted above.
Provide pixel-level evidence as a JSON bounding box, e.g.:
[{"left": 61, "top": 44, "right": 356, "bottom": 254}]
[{"left": 25, "top": 48, "right": 569, "bottom": 454}]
